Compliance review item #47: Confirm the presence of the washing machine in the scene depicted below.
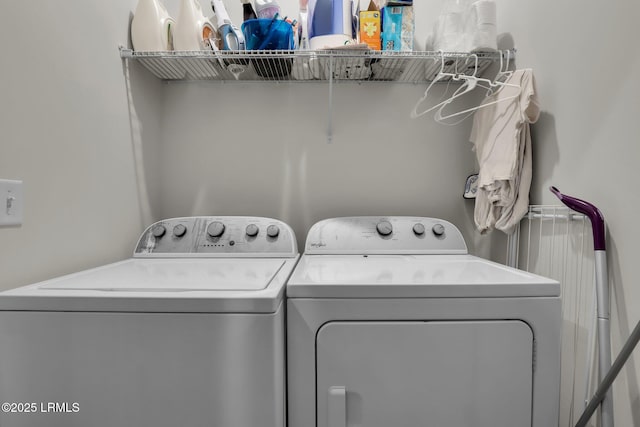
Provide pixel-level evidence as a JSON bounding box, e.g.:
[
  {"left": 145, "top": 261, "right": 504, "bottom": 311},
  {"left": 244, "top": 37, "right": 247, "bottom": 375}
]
[
  {"left": 287, "top": 217, "right": 561, "bottom": 427},
  {"left": 0, "top": 216, "right": 298, "bottom": 427}
]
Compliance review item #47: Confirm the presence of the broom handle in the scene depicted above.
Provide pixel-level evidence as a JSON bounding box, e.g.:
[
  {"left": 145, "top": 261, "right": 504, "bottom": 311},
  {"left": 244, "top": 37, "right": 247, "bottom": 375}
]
[{"left": 575, "top": 318, "right": 640, "bottom": 427}]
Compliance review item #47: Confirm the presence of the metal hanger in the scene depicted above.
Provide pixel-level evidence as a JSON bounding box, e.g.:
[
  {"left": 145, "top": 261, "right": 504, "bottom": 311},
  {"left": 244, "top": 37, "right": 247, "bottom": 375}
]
[
  {"left": 410, "top": 51, "right": 460, "bottom": 119},
  {"left": 434, "top": 52, "right": 522, "bottom": 124}
]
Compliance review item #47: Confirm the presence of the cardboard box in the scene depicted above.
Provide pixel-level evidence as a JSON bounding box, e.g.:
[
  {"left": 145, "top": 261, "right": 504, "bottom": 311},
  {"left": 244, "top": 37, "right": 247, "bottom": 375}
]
[
  {"left": 382, "top": 5, "right": 414, "bottom": 51},
  {"left": 360, "top": 10, "right": 381, "bottom": 50}
]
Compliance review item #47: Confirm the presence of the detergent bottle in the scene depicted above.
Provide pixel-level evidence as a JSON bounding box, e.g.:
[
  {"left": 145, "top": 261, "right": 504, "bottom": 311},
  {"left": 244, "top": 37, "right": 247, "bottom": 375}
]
[
  {"left": 308, "top": 0, "right": 353, "bottom": 49},
  {"left": 174, "top": 0, "right": 216, "bottom": 50},
  {"left": 131, "top": 0, "right": 175, "bottom": 51}
]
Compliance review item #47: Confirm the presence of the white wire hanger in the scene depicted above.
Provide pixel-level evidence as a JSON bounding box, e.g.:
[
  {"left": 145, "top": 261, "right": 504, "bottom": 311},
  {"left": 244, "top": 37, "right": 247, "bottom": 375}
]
[
  {"left": 410, "top": 51, "right": 461, "bottom": 119},
  {"left": 494, "top": 48, "right": 513, "bottom": 84},
  {"left": 434, "top": 52, "right": 522, "bottom": 125},
  {"left": 431, "top": 55, "right": 491, "bottom": 123}
]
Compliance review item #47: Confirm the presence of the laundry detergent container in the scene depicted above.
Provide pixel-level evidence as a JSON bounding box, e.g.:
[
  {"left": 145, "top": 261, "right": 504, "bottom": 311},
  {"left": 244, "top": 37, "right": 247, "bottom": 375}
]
[{"left": 308, "top": 0, "right": 353, "bottom": 49}]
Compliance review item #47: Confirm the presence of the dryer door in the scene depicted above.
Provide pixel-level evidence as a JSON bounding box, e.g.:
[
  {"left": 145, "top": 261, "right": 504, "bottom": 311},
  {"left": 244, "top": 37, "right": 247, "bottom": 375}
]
[{"left": 316, "top": 321, "right": 533, "bottom": 427}]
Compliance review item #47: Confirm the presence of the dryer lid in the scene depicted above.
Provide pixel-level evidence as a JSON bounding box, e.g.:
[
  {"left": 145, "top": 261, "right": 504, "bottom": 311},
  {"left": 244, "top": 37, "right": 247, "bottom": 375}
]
[
  {"left": 287, "top": 254, "right": 560, "bottom": 298},
  {"left": 0, "top": 258, "right": 298, "bottom": 313}
]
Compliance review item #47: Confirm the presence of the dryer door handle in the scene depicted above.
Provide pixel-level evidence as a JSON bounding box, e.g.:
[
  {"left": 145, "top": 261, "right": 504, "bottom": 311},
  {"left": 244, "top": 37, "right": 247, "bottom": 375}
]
[{"left": 328, "top": 386, "right": 347, "bottom": 427}]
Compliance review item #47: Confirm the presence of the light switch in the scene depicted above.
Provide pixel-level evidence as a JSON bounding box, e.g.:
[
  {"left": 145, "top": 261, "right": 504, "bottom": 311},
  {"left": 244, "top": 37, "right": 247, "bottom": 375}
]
[{"left": 0, "top": 179, "right": 24, "bottom": 227}]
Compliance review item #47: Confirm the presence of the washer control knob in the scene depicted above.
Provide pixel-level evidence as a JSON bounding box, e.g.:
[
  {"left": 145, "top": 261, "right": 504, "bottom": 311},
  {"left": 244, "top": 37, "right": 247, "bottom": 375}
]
[
  {"left": 173, "top": 224, "right": 187, "bottom": 238},
  {"left": 151, "top": 225, "right": 166, "bottom": 238},
  {"left": 245, "top": 224, "right": 259, "bottom": 237},
  {"left": 432, "top": 223, "right": 445, "bottom": 237},
  {"left": 244, "top": 224, "right": 260, "bottom": 237},
  {"left": 376, "top": 221, "right": 393, "bottom": 236},
  {"left": 207, "top": 221, "right": 225, "bottom": 238},
  {"left": 413, "top": 223, "right": 425, "bottom": 236},
  {"left": 266, "top": 225, "right": 280, "bottom": 238}
]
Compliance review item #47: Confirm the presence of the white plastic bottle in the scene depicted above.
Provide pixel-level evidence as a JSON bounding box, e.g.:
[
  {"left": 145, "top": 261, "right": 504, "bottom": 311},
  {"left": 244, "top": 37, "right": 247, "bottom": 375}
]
[
  {"left": 131, "top": 0, "right": 175, "bottom": 51},
  {"left": 255, "top": 0, "right": 280, "bottom": 19},
  {"left": 174, "top": 0, "right": 216, "bottom": 50}
]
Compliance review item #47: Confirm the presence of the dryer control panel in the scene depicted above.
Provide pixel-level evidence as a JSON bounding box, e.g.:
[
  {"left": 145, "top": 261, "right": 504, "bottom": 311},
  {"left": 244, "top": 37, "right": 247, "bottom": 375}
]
[
  {"left": 134, "top": 217, "right": 297, "bottom": 258},
  {"left": 305, "top": 217, "right": 467, "bottom": 255}
]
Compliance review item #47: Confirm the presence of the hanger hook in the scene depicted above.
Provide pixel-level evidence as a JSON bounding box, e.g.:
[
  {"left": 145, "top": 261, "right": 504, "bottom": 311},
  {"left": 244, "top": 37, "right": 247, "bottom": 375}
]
[
  {"left": 470, "top": 53, "right": 479, "bottom": 77},
  {"left": 438, "top": 50, "right": 445, "bottom": 75}
]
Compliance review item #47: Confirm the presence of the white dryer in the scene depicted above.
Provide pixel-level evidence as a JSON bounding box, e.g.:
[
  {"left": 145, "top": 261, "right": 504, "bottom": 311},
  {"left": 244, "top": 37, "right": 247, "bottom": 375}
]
[
  {"left": 0, "top": 216, "right": 298, "bottom": 427},
  {"left": 287, "top": 217, "right": 561, "bottom": 427}
]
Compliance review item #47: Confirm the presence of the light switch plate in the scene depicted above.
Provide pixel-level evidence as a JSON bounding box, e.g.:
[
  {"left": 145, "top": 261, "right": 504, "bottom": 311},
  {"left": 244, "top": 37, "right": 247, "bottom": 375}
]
[{"left": 0, "top": 179, "right": 24, "bottom": 227}]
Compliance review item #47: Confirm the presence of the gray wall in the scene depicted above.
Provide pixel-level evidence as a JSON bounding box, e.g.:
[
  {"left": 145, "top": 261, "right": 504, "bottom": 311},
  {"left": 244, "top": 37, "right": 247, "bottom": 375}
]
[
  {"left": 497, "top": 1, "right": 640, "bottom": 425},
  {"left": 1, "top": 0, "right": 639, "bottom": 426},
  {"left": 0, "top": 1, "right": 150, "bottom": 287}
]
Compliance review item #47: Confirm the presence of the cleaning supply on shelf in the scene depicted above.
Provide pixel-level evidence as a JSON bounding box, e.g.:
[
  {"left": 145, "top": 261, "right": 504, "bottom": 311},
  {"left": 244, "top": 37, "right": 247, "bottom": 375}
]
[
  {"left": 242, "top": 16, "right": 294, "bottom": 50},
  {"left": 212, "top": 0, "right": 246, "bottom": 50},
  {"left": 298, "top": 0, "right": 310, "bottom": 49},
  {"left": 308, "top": 0, "right": 354, "bottom": 50},
  {"left": 174, "top": 0, "right": 216, "bottom": 50},
  {"left": 382, "top": 4, "right": 414, "bottom": 51},
  {"left": 359, "top": 0, "right": 380, "bottom": 49},
  {"left": 241, "top": 0, "right": 258, "bottom": 21},
  {"left": 131, "top": 0, "right": 175, "bottom": 51},
  {"left": 241, "top": 16, "right": 295, "bottom": 77},
  {"left": 255, "top": 0, "right": 281, "bottom": 19}
]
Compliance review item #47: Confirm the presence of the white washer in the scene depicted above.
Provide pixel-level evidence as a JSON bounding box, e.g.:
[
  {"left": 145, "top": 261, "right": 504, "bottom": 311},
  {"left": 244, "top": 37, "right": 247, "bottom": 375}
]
[
  {"left": 287, "top": 217, "right": 561, "bottom": 427},
  {"left": 0, "top": 216, "right": 298, "bottom": 427}
]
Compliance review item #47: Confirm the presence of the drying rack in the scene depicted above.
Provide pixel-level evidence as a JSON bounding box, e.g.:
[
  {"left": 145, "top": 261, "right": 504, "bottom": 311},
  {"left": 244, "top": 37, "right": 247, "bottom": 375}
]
[
  {"left": 508, "top": 202, "right": 640, "bottom": 427},
  {"left": 507, "top": 206, "right": 601, "bottom": 427}
]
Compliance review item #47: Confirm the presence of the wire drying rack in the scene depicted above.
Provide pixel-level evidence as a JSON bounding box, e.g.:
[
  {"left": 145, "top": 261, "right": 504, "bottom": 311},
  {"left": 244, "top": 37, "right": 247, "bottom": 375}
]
[
  {"left": 507, "top": 206, "right": 600, "bottom": 427},
  {"left": 119, "top": 48, "right": 513, "bottom": 83}
]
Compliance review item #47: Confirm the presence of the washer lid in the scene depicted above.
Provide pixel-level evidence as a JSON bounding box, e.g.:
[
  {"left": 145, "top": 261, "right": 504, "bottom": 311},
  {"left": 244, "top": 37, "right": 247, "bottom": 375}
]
[
  {"left": 0, "top": 258, "right": 298, "bottom": 313},
  {"left": 287, "top": 254, "right": 559, "bottom": 298}
]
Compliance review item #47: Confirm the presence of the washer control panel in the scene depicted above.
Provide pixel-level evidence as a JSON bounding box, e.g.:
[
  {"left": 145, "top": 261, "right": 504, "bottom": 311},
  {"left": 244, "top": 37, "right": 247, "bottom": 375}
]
[
  {"left": 134, "top": 217, "right": 297, "bottom": 258},
  {"left": 305, "top": 217, "right": 467, "bottom": 255}
]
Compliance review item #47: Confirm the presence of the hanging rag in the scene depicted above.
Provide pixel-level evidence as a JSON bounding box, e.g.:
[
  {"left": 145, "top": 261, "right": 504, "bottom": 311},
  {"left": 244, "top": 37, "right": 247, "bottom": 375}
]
[{"left": 470, "top": 68, "right": 539, "bottom": 234}]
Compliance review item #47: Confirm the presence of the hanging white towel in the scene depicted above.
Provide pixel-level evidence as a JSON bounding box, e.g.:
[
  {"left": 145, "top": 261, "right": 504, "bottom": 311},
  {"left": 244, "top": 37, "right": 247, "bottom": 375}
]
[{"left": 470, "top": 69, "right": 539, "bottom": 234}]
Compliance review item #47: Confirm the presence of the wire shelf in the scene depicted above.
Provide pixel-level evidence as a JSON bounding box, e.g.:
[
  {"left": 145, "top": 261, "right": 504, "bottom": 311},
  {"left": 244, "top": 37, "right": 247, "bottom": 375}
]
[{"left": 120, "top": 48, "right": 514, "bottom": 83}]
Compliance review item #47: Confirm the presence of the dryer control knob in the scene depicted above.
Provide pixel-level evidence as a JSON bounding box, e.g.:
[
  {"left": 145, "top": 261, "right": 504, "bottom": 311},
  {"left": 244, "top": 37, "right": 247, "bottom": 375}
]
[
  {"left": 432, "top": 223, "right": 445, "bottom": 236},
  {"left": 246, "top": 224, "right": 259, "bottom": 237},
  {"left": 152, "top": 225, "right": 166, "bottom": 238},
  {"left": 266, "top": 225, "right": 280, "bottom": 238},
  {"left": 376, "top": 221, "right": 393, "bottom": 236},
  {"left": 207, "top": 221, "right": 226, "bottom": 238},
  {"left": 413, "top": 223, "right": 425, "bottom": 235},
  {"left": 173, "top": 224, "right": 187, "bottom": 238}
]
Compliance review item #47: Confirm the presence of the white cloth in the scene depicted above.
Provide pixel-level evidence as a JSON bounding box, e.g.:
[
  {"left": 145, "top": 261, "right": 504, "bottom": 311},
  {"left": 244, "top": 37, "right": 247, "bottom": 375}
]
[{"left": 470, "top": 69, "right": 540, "bottom": 234}]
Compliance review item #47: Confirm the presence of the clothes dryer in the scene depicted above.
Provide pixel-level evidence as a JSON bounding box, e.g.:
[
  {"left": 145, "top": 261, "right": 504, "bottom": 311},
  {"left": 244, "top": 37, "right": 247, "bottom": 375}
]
[
  {"left": 0, "top": 216, "right": 298, "bottom": 427},
  {"left": 287, "top": 216, "right": 561, "bottom": 427}
]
